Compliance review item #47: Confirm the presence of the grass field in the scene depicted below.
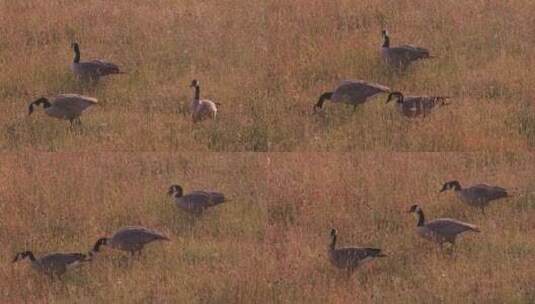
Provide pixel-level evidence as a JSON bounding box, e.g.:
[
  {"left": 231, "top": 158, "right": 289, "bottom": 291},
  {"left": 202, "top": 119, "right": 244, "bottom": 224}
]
[
  {"left": 1, "top": 153, "right": 535, "bottom": 303},
  {"left": 1, "top": 0, "right": 534, "bottom": 151},
  {"left": 1, "top": 0, "right": 535, "bottom": 303}
]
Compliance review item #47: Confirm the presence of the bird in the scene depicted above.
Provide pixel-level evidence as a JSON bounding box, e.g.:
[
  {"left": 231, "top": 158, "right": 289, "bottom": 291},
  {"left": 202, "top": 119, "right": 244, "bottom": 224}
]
[
  {"left": 189, "top": 79, "right": 219, "bottom": 123},
  {"left": 12, "top": 251, "right": 89, "bottom": 279},
  {"left": 70, "top": 42, "right": 124, "bottom": 81},
  {"left": 92, "top": 226, "right": 170, "bottom": 256},
  {"left": 28, "top": 94, "right": 98, "bottom": 126},
  {"left": 440, "top": 181, "right": 508, "bottom": 214},
  {"left": 386, "top": 91, "right": 449, "bottom": 118},
  {"left": 314, "top": 80, "right": 391, "bottom": 112},
  {"left": 328, "top": 228, "right": 386, "bottom": 276},
  {"left": 167, "top": 184, "right": 226, "bottom": 215},
  {"left": 381, "top": 30, "right": 432, "bottom": 69},
  {"left": 408, "top": 204, "right": 480, "bottom": 249}
]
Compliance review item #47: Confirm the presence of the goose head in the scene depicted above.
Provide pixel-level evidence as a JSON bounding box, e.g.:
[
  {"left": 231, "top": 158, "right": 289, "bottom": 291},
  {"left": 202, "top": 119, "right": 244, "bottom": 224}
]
[
  {"left": 12, "top": 251, "right": 35, "bottom": 263},
  {"left": 440, "top": 180, "right": 462, "bottom": 192},
  {"left": 168, "top": 184, "right": 184, "bottom": 197},
  {"left": 190, "top": 79, "right": 200, "bottom": 88},
  {"left": 386, "top": 92, "right": 404, "bottom": 104}
]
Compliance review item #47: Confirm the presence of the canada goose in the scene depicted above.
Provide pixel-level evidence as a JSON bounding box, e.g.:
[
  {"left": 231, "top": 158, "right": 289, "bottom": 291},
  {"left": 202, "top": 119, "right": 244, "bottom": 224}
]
[
  {"left": 408, "top": 204, "right": 480, "bottom": 248},
  {"left": 12, "top": 251, "right": 89, "bottom": 279},
  {"left": 190, "top": 79, "right": 218, "bottom": 122},
  {"left": 28, "top": 94, "right": 98, "bottom": 125},
  {"left": 386, "top": 92, "right": 449, "bottom": 118},
  {"left": 328, "top": 229, "right": 386, "bottom": 276},
  {"left": 168, "top": 184, "right": 226, "bottom": 215},
  {"left": 70, "top": 42, "right": 123, "bottom": 81},
  {"left": 440, "top": 181, "right": 508, "bottom": 214},
  {"left": 92, "top": 226, "right": 169, "bottom": 256},
  {"left": 314, "top": 80, "right": 391, "bottom": 112},
  {"left": 381, "top": 30, "right": 432, "bottom": 69}
]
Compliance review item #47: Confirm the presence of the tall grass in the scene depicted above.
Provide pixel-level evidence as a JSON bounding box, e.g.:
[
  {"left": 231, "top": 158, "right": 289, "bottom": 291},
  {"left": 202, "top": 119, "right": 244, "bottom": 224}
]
[
  {"left": 1, "top": 153, "right": 534, "bottom": 303},
  {"left": 0, "top": 0, "right": 534, "bottom": 151}
]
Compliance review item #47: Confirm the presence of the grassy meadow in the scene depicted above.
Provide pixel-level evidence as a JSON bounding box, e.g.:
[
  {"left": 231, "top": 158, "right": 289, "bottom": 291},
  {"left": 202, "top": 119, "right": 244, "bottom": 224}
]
[
  {"left": 1, "top": 153, "right": 535, "bottom": 303},
  {"left": 1, "top": 0, "right": 535, "bottom": 303},
  {"left": 0, "top": 0, "right": 534, "bottom": 151}
]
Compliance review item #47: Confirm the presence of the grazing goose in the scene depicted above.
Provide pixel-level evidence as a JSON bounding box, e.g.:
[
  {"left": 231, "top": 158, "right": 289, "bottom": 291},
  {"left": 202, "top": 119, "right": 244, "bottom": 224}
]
[
  {"left": 92, "top": 226, "right": 170, "bottom": 256},
  {"left": 328, "top": 228, "right": 386, "bottom": 276},
  {"left": 168, "top": 184, "right": 226, "bottom": 215},
  {"left": 408, "top": 204, "right": 480, "bottom": 248},
  {"left": 381, "top": 30, "right": 432, "bottom": 69},
  {"left": 70, "top": 42, "right": 123, "bottom": 81},
  {"left": 12, "top": 251, "right": 89, "bottom": 279},
  {"left": 440, "top": 181, "right": 508, "bottom": 214},
  {"left": 28, "top": 94, "right": 98, "bottom": 125},
  {"left": 314, "top": 80, "right": 391, "bottom": 112},
  {"left": 386, "top": 91, "right": 449, "bottom": 118},
  {"left": 190, "top": 79, "right": 218, "bottom": 123}
]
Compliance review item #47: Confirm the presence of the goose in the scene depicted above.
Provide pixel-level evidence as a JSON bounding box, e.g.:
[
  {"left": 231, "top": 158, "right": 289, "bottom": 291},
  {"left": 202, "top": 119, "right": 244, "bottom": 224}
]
[
  {"left": 386, "top": 91, "right": 449, "bottom": 118},
  {"left": 190, "top": 79, "right": 218, "bottom": 122},
  {"left": 28, "top": 94, "right": 98, "bottom": 125},
  {"left": 328, "top": 228, "right": 386, "bottom": 276},
  {"left": 12, "top": 251, "right": 89, "bottom": 279},
  {"left": 70, "top": 42, "right": 123, "bottom": 81},
  {"left": 92, "top": 226, "right": 170, "bottom": 256},
  {"left": 408, "top": 204, "right": 480, "bottom": 248},
  {"left": 314, "top": 80, "right": 391, "bottom": 112},
  {"left": 440, "top": 181, "right": 508, "bottom": 214},
  {"left": 381, "top": 30, "right": 432, "bottom": 69},
  {"left": 167, "top": 184, "right": 226, "bottom": 215}
]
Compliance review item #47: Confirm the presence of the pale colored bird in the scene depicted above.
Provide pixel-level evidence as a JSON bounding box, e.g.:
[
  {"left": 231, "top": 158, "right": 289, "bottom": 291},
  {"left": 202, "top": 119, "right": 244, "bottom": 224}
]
[{"left": 190, "top": 79, "right": 219, "bottom": 123}]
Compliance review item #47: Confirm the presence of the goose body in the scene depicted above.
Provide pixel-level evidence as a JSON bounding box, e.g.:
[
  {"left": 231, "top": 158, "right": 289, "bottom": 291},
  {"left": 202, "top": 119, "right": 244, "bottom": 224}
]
[
  {"left": 92, "top": 226, "right": 169, "bottom": 256},
  {"left": 28, "top": 94, "right": 98, "bottom": 125},
  {"left": 13, "top": 251, "right": 88, "bottom": 278},
  {"left": 386, "top": 92, "right": 449, "bottom": 118},
  {"left": 70, "top": 42, "right": 123, "bottom": 81},
  {"left": 328, "top": 229, "right": 385, "bottom": 275},
  {"left": 381, "top": 31, "right": 432, "bottom": 69},
  {"left": 440, "top": 181, "right": 508, "bottom": 213},
  {"left": 408, "top": 205, "right": 480, "bottom": 247},
  {"left": 190, "top": 79, "right": 218, "bottom": 122},
  {"left": 168, "top": 184, "right": 226, "bottom": 215},
  {"left": 314, "top": 80, "right": 390, "bottom": 112}
]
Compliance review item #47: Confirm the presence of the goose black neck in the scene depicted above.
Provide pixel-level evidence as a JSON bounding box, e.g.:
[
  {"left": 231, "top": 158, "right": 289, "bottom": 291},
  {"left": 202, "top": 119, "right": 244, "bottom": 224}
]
[
  {"left": 417, "top": 210, "right": 425, "bottom": 226},
  {"left": 316, "top": 92, "right": 332, "bottom": 109},
  {"left": 330, "top": 234, "right": 336, "bottom": 250},
  {"left": 383, "top": 35, "right": 390, "bottom": 48},
  {"left": 73, "top": 45, "right": 80, "bottom": 63},
  {"left": 194, "top": 86, "right": 200, "bottom": 100}
]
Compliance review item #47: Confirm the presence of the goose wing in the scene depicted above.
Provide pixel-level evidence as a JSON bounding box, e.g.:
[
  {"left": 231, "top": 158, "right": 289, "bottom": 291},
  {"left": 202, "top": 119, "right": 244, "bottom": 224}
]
[
  {"left": 78, "top": 59, "right": 121, "bottom": 76},
  {"left": 391, "top": 45, "right": 430, "bottom": 61},
  {"left": 53, "top": 94, "right": 97, "bottom": 113},
  {"left": 467, "top": 184, "right": 508, "bottom": 201},
  {"left": 331, "top": 247, "right": 384, "bottom": 267},
  {"left": 426, "top": 218, "right": 480, "bottom": 235},
  {"left": 39, "top": 253, "right": 87, "bottom": 268},
  {"left": 112, "top": 226, "right": 169, "bottom": 245},
  {"left": 332, "top": 80, "right": 391, "bottom": 103}
]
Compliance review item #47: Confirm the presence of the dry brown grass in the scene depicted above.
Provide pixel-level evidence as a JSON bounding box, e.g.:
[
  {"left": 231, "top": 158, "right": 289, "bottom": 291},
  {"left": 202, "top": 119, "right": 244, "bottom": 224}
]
[
  {"left": 1, "top": 0, "right": 534, "bottom": 151},
  {"left": 1, "top": 0, "right": 535, "bottom": 303},
  {"left": 1, "top": 153, "right": 535, "bottom": 303}
]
